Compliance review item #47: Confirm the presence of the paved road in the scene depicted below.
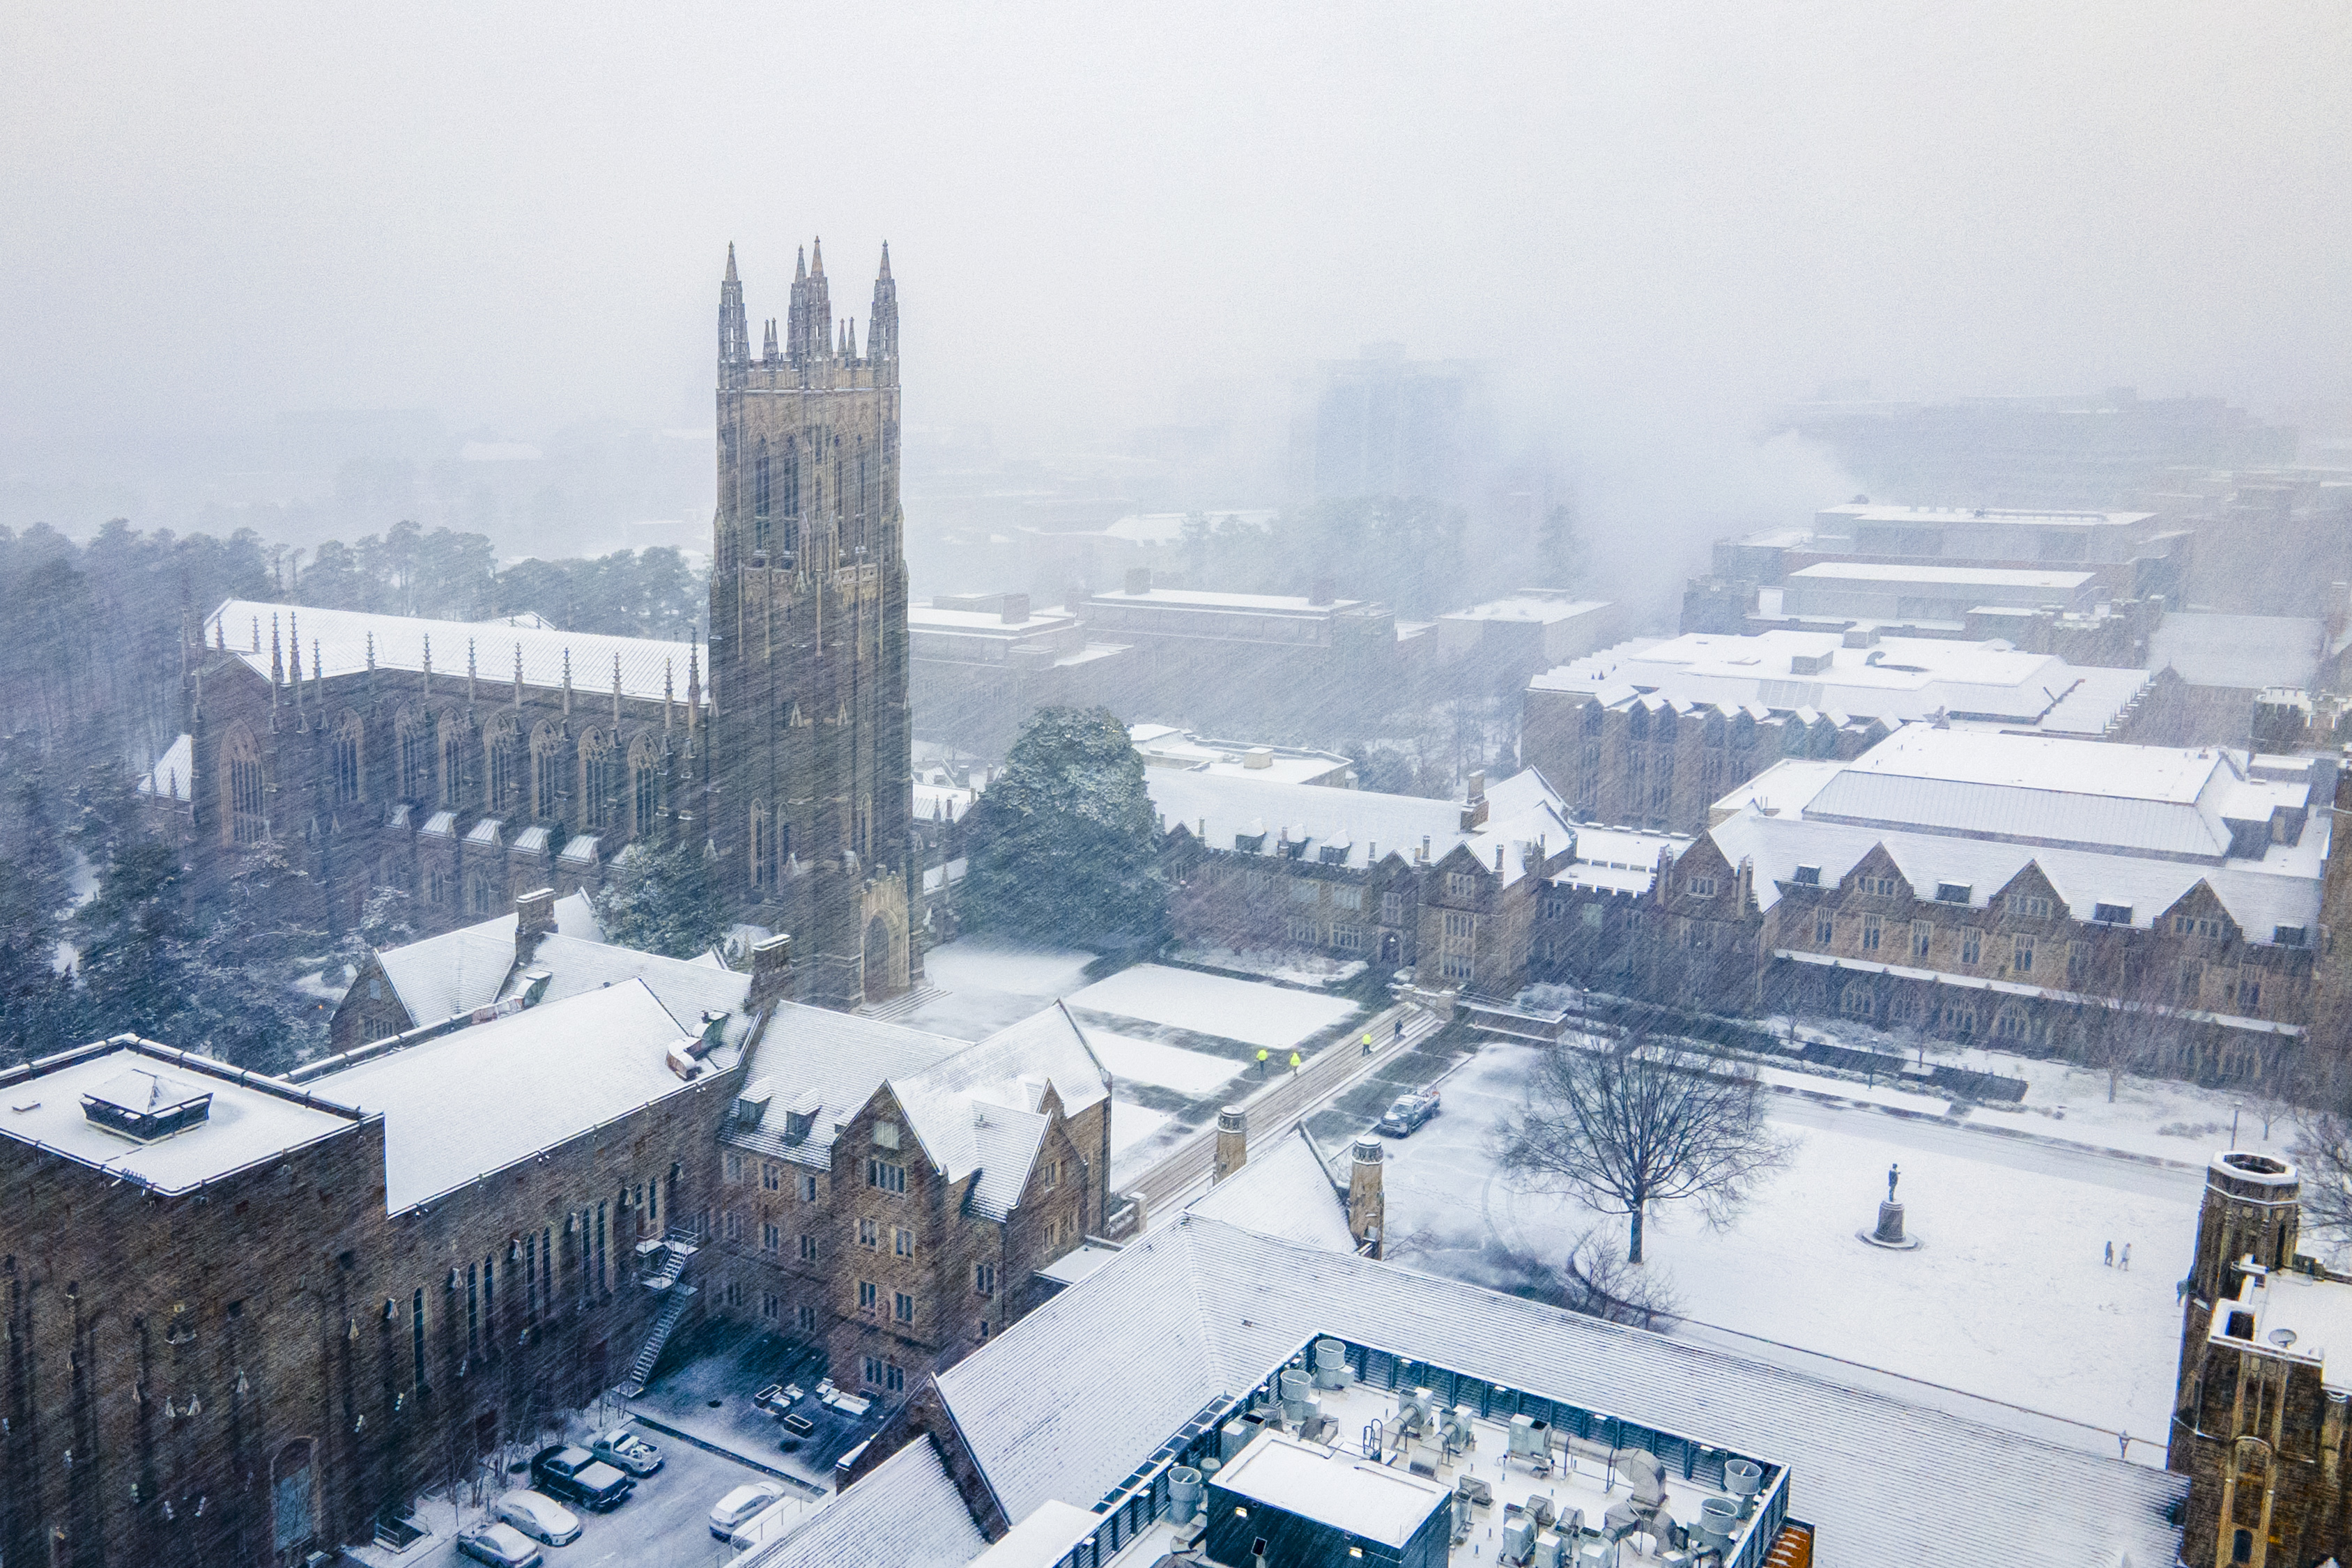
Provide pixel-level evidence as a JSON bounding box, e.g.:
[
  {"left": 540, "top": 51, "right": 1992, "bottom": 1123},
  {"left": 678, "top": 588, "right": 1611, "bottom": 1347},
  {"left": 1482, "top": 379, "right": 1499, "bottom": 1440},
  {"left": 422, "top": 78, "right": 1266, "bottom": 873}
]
[
  {"left": 1130, "top": 1000, "right": 1452, "bottom": 1219},
  {"left": 1762, "top": 1090, "right": 2204, "bottom": 1203}
]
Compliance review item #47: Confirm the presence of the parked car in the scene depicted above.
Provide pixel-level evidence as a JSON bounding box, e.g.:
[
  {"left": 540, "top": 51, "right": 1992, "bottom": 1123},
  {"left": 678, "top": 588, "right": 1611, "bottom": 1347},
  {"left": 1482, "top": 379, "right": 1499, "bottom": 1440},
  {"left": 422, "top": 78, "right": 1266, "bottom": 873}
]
[
  {"left": 588, "top": 1425, "right": 663, "bottom": 1477},
  {"left": 710, "top": 1482, "right": 790, "bottom": 1539},
  {"left": 456, "top": 1521, "right": 544, "bottom": 1568},
  {"left": 493, "top": 1490, "right": 581, "bottom": 1546},
  {"left": 529, "top": 1445, "right": 634, "bottom": 1513},
  {"left": 1375, "top": 1090, "right": 1440, "bottom": 1137}
]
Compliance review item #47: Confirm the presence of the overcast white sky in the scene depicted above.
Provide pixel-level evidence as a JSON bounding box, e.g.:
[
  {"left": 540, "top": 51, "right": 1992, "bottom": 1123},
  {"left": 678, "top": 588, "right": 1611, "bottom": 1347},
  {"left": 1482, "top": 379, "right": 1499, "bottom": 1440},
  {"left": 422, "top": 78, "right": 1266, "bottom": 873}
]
[{"left": 4, "top": 2, "right": 2348, "bottom": 484}]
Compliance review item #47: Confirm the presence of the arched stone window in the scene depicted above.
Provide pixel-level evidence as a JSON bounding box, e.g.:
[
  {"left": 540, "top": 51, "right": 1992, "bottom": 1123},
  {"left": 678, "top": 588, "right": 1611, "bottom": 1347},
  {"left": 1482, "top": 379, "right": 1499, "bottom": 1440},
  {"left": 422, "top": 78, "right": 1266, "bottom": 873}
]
[
  {"left": 330, "top": 711, "right": 363, "bottom": 807},
  {"left": 530, "top": 722, "right": 561, "bottom": 821},
  {"left": 628, "top": 735, "right": 661, "bottom": 838},
  {"left": 484, "top": 717, "right": 518, "bottom": 817},
  {"left": 438, "top": 714, "right": 475, "bottom": 809},
  {"left": 578, "top": 730, "right": 611, "bottom": 829},
  {"left": 466, "top": 866, "right": 498, "bottom": 917},
  {"left": 397, "top": 707, "right": 431, "bottom": 799},
  {"left": 753, "top": 438, "right": 772, "bottom": 555},
  {"left": 222, "top": 725, "right": 267, "bottom": 845}
]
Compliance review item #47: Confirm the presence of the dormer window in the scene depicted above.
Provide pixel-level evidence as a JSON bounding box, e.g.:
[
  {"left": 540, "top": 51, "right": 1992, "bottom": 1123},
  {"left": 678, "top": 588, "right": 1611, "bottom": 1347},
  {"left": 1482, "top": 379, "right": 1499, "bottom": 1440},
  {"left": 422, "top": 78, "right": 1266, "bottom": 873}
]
[
  {"left": 1791, "top": 865, "right": 1821, "bottom": 886},
  {"left": 2093, "top": 902, "right": 2132, "bottom": 925},
  {"left": 1935, "top": 882, "right": 1971, "bottom": 905},
  {"left": 1686, "top": 875, "right": 1718, "bottom": 898},
  {"left": 2275, "top": 924, "right": 2308, "bottom": 947}
]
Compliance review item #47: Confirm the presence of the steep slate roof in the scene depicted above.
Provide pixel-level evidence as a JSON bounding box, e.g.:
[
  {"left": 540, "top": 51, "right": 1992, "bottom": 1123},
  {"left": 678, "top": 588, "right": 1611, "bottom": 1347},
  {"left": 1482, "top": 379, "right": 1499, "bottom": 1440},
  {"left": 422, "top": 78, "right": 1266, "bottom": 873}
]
[
  {"left": 916, "top": 1216, "right": 2185, "bottom": 1568},
  {"left": 310, "top": 980, "right": 728, "bottom": 1210},
  {"left": 750, "top": 1436, "right": 988, "bottom": 1568},
  {"left": 371, "top": 893, "right": 606, "bottom": 1024},
  {"left": 1146, "top": 766, "right": 1571, "bottom": 888},
  {"left": 205, "top": 599, "right": 709, "bottom": 707},
  {"left": 726, "top": 1004, "right": 1109, "bottom": 1219},
  {"left": 499, "top": 933, "right": 755, "bottom": 1049},
  {"left": 1183, "top": 1128, "right": 1355, "bottom": 1252}
]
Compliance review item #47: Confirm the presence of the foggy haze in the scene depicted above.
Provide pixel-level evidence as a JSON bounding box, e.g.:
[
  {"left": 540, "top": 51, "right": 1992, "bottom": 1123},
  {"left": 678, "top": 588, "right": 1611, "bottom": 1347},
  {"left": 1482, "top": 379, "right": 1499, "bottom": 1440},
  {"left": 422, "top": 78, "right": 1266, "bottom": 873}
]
[{"left": 5, "top": 2, "right": 2349, "bottom": 601}]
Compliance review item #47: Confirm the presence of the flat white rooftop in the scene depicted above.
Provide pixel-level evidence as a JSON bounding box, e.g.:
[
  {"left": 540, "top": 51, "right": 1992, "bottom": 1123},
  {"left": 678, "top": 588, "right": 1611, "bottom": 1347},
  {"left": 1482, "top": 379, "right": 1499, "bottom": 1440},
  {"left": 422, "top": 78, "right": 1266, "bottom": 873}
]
[
  {"left": 1215, "top": 1429, "right": 1451, "bottom": 1548},
  {"left": 1819, "top": 504, "right": 2155, "bottom": 530},
  {"left": 912, "top": 604, "right": 1077, "bottom": 633},
  {"left": 1, "top": 1044, "right": 361, "bottom": 1193},
  {"left": 1439, "top": 595, "right": 1613, "bottom": 624},
  {"left": 1840, "top": 725, "right": 2222, "bottom": 803},
  {"left": 1786, "top": 562, "right": 2098, "bottom": 590},
  {"left": 1089, "top": 588, "right": 1365, "bottom": 614}
]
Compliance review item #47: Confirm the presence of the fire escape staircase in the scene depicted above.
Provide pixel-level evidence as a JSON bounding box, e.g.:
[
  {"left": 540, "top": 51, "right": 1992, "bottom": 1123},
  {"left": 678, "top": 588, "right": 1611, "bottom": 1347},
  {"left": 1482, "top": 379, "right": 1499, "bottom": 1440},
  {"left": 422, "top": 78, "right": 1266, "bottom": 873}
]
[{"left": 617, "top": 1229, "right": 701, "bottom": 1397}]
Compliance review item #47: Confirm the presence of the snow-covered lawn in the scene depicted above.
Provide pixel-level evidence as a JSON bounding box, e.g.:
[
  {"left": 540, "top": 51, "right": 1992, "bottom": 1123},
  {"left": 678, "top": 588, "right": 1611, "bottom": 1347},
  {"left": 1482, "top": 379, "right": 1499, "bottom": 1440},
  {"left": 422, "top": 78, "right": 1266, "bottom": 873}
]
[
  {"left": 1110, "top": 1099, "right": 1175, "bottom": 1158},
  {"left": 1383, "top": 1040, "right": 2200, "bottom": 1445},
  {"left": 1067, "top": 964, "right": 1356, "bottom": 1050},
  {"left": 1082, "top": 1031, "right": 1246, "bottom": 1096},
  {"left": 1163, "top": 943, "right": 1370, "bottom": 989}
]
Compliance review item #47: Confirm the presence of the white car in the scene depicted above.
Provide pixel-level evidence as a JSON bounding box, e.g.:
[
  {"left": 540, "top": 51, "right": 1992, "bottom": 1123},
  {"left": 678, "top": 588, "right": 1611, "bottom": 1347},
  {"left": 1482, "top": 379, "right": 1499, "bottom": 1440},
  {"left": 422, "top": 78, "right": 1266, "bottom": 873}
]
[
  {"left": 456, "top": 1521, "right": 544, "bottom": 1568},
  {"left": 709, "top": 1482, "right": 789, "bottom": 1539},
  {"left": 495, "top": 1489, "right": 582, "bottom": 1546}
]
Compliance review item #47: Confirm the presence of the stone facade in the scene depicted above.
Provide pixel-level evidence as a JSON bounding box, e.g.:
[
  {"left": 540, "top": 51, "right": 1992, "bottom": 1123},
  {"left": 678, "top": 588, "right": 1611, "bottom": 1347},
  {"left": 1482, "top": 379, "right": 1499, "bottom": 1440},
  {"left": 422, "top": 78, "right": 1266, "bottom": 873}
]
[
  {"left": 146, "top": 240, "right": 914, "bottom": 1008},
  {"left": 0, "top": 1034, "right": 738, "bottom": 1568}
]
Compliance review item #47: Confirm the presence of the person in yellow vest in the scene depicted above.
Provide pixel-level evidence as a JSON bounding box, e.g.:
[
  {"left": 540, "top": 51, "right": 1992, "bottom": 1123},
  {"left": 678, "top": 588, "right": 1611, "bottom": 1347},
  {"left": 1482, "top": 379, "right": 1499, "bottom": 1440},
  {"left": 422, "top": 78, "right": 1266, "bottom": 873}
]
[
  {"left": 1288, "top": 1051, "right": 1302, "bottom": 1075},
  {"left": 1256, "top": 1047, "right": 1270, "bottom": 1077},
  {"left": 1361, "top": 1031, "right": 1374, "bottom": 1057}
]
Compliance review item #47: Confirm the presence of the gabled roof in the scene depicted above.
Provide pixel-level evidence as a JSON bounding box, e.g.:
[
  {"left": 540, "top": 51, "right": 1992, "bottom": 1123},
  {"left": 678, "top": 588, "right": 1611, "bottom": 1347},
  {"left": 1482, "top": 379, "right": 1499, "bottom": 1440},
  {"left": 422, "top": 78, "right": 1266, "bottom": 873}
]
[
  {"left": 750, "top": 1432, "right": 987, "bottom": 1568},
  {"left": 889, "top": 1006, "right": 1109, "bottom": 1220},
  {"left": 371, "top": 893, "right": 605, "bottom": 1024},
  {"left": 725, "top": 1008, "right": 970, "bottom": 1169},
  {"left": 1148, "top": 766, "right": 1570, "bottom": 886},
  {"left": 1183, "top": 1127, "right": 1355, "bottom": 1252},
  {"left": 206, "top": 600, "right": 707, "bottom": 707},
  {"left": 498, "top": 933, "right": 755, "bottom": 1049}
]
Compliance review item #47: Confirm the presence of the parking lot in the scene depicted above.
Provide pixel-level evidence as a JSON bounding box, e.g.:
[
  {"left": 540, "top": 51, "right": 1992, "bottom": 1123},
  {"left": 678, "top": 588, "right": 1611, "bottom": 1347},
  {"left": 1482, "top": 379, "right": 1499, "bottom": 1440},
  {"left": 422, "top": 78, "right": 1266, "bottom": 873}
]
[{"left": 346, "top": 1411, "right": 795, "bottom": 1568}]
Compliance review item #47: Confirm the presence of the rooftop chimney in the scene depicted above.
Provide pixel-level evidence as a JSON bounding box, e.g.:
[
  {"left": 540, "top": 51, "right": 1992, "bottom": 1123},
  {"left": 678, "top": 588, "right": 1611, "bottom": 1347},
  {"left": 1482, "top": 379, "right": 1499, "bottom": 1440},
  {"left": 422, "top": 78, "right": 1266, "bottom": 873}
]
[
  {"left": 1214, "top": 1106, "right": 1247, "bottom": 1183},
  {"left": 515, "top": 887, "right": 557, "bottom": 963},
  {"left": 1348, "top": 1135, "right": 1385, "bottom": 1258},
  {"left": 1308, "top": 576, "right": 1335, "bottom": 606},
  {"left": 1125, "top": 567, "right": 1153, "bottom": 596},
  {"left": 749, "top": 933, "right": 794, "bottom": 1009},
  {"left": 999, "top": 592, "right": 1031, "bottom": 625}
]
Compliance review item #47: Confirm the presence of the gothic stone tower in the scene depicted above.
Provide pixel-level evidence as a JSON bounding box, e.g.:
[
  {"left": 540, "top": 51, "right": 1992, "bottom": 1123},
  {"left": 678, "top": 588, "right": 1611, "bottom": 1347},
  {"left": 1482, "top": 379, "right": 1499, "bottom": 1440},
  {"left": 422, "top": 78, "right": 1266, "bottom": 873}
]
[{"left": 709, "top": 240, "right": 914, "bottom": 1008}]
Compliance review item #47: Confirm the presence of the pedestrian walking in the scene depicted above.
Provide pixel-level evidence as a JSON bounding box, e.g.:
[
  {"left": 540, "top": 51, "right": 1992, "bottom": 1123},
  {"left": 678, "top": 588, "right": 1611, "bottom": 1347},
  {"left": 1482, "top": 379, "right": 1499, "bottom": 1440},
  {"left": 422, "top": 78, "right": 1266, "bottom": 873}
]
[
  {"left": 1289, "top": 1051, "right": 1302, "bottom": 1076},
  {"left": 1362, "top": 1032, "right": 1374, "bottom": 1058},
  {"left": 1393, "top": 1017, "right": 1404, "bottom": 1043},
  {"left": 2121, "top": 1243, "right": 2130, "bottom": 1271},
  {"left": 1256, "top": 1048, "right": 1270, "bottom": 1077},
  {"left": 2104, "top": 1242, "right": 2114, "bottom": 1267}
]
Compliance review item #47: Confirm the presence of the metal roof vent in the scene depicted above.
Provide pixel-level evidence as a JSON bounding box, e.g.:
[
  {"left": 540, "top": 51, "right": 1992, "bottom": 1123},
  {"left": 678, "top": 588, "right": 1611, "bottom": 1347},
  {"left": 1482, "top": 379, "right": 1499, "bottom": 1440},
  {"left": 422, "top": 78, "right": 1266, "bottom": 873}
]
[{"left": 82, "top": 1070, "right": 213, "bottom": 1142}]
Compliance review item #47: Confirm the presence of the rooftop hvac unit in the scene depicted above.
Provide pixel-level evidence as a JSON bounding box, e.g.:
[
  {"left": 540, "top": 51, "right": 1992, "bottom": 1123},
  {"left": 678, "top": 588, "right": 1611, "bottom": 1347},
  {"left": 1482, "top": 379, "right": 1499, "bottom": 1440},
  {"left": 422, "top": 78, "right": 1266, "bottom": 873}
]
[
  {"left": 1500, "top": 1516, "right": 1537, "bottom": 1565},
  {"left": 1440, "top": 1405, "right": 1476, "bottom": 1454},
  {"left": 1167, "top": 1466, "right": 1204, "bottom": 1525},
  {"left": 1724, "top": 1458, "right": 1762, "bottom": 1515},
  {"left": 1531, "top": 1532, "right": 1568, "bottom": 1568},
  {"left": 1312, "top": 1337, "right": 1351, "bottom": 1390},
  {"left": 1574, "top": 1541, "right": 1618, "bottom": 1568},
  {"left": 1397, "top": 1388, "right": 1438, "bottom": 1435}
]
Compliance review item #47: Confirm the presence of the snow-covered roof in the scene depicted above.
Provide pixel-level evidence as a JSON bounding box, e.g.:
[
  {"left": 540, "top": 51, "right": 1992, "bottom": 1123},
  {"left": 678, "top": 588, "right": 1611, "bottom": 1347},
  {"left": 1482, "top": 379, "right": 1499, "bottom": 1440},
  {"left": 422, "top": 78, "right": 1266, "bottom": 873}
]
[
  {"left": 1089, "top": 586, "right": 1367, "bottom": 613},
  {"left": 1146, "top": 767, "right": 1571, "bottom": 887},
  {"left": 372, "top": 892, "right": 606, "bottom": 1024},
  {"left": 1709, "top": 732, "right": 2330, "bottom": 942},
  {"left": 745, "top": 1434, "right": 987, "bottom": 1568},
  {"left": 1817, "top": 503, "right": 2155, "bottom": 530},
  {"left": 1182, "top": 1128, "right": 1355, "bottom": 1252},
  {"left": 203, "top": 599, "right": 707, "bottom": 707},
  {"left": 2149, "top": 611, "right": 2322, "bottom": 691},
  {"left": 1128, "top": 723, "right": 1355, "bottom": 787},
  {"left": 1785, "top": 725, "right": 2314, "bottom": 863},
  {"left": 309, "top": 978, "right": 732, "bottom": 1210},
  {"left": 1786, "top": 562, "right": 2098, "bottom": 590},
  {"left": 0, "top": 1042, "right": 364, "bottom": 1194},
  {"left": 1438, "top": 594, "right": 1614, "bottom": 625},
  {"left": 901, "top": 1215, "right": 2183, "bottom": 1568},
  {"left": 726, "top": 1008, "right": 969, "bottom": 1169},
  {"left": 499, "top": 934, "right": 755, "bottom": 1049},
  {"left": 1529, "top": 629, "right": 2150, "bottom": 736},
  {"left": 139, "top": 733, "right": 193, "bottom": 802}
]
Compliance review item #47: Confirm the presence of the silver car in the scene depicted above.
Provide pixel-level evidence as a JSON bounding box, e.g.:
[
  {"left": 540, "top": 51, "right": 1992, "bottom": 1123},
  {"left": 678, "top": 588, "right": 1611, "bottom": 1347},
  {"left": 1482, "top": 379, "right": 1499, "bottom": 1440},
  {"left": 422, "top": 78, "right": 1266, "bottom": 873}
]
[
  {"left": 494, "top": 1489, "right": 582, "bottom": 1546},
  {"left": 709, "top": 1482, "right": 788, "bottom": 1539},
  {"left": 456, "top": 1521, "right": 544, "bottom": 1568},
  {"left": 589, "top": 1424, "right": 663, "bottom": 1477}
]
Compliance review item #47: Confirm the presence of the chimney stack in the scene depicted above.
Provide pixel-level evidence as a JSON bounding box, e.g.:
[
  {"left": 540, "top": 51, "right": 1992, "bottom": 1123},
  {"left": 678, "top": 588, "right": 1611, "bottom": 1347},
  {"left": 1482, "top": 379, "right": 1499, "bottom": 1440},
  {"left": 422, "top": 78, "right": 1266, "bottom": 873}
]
[
  {"left": 749, "top": 933, "right": 795, "bottom": 1009},
  {"left": 999, "top": 592, "right": 1031, "bottom": 625},
  {"left": 1214, "top": 1106, "right": 1247, "bottom": 1183},
  {"left": 1308, "top": 576, "right": 1335, "bottom": 606},
  {"left": 1125, "top": 567, "right": 1153, "bottom": 597},
  {"left": 1348, "top": 1135, "right": 1385, "bottom": 1258},
  {"left": 515, "top": 887, "right": 557, "bottom": 963}
]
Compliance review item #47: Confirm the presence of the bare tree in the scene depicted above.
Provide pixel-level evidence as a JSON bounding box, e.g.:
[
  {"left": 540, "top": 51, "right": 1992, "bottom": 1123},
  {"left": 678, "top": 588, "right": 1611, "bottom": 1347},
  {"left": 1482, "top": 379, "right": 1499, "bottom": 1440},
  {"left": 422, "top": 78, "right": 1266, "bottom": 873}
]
[
  {"left": 1496, "top": 1033, "right": 1793, "bottom": 1263},
  {"left": 1560, "top": 1226, "right": 1682, "bottom": 1331},
  {"left": 2291, "top": 1108, "right": 2352, "bottom": 1247},
  {"left": 2071, "top": 944, "right": 2187, "bottom": 1103}
]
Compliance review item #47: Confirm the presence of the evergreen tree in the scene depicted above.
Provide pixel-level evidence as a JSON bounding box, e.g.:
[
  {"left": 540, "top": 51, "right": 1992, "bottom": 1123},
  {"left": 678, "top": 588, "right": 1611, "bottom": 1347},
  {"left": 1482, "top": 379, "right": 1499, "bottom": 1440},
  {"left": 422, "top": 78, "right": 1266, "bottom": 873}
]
[
  {"left": 592, "top": 836, "right": 728, "bottom": 959},
  {"left": 960, "top": 707, "right": 1168, "bottom": 951}
]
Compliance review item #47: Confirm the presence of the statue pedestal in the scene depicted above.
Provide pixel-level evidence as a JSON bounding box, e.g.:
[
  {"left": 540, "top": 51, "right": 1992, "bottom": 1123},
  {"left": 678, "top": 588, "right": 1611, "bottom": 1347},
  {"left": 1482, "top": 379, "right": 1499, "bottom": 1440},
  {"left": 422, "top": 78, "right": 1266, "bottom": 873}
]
[{"left": 1857, "top": 1199, "right": 1922, "bottom": 1251}]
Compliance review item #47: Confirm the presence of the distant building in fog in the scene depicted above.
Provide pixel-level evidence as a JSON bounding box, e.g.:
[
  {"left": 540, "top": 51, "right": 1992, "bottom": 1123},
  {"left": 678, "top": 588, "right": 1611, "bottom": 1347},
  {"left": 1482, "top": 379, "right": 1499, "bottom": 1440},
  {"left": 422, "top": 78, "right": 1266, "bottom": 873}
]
[
  {"left": 907, "top": 594, "right": 1136, "bottom": 755},
  {"left": 1432, "top": 590, "right": 1624, "bottom": 697},
  {"left": 1777, "top": 385, "right": 2296, "bottom": 509},
  {"left": 1291, "top": 341, "right": 1485, "bottom": 502}
]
